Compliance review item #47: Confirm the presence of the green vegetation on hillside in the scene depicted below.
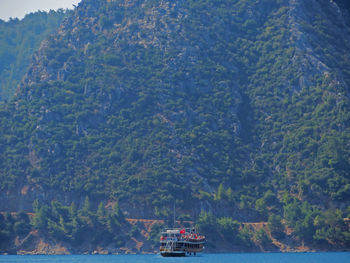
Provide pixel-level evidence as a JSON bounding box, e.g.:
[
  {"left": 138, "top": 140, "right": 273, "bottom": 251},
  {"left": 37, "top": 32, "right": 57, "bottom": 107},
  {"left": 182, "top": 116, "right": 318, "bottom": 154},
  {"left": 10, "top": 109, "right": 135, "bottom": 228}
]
[
  {"left": 0, "top": 200, "right": 128, "bottom": 253},
  {"left": 32, "top": 198, "right": 126, "bottom": 246},
  {"left": 0, "top": 212, "right": 31, "bottom": 246},
  {"left": 0, "top": 10, "right": 69, "bottom": 101},
  {"left": 196, "top": 204, "right": 350, "bottom": 250},
  {"left": 0, "top": 0, "right": 349, "bottom": 251}
]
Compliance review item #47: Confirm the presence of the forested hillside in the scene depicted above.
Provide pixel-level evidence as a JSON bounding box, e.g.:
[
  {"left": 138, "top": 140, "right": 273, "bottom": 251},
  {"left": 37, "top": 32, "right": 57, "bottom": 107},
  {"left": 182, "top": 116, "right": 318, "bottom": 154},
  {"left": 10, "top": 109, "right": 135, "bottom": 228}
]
[
  {"left": 0, "top": 0, "right": 349, "bottom": 252},
  {"left": 0, "top": 10, "right": 69, "bottom": 102}
]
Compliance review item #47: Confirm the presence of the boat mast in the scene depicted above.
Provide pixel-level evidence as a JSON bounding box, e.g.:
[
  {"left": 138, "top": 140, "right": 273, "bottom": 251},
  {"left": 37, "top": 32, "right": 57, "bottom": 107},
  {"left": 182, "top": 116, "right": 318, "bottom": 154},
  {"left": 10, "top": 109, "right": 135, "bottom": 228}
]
[{"left": 173, "top": 201, "right": 175, "bottom": 227}]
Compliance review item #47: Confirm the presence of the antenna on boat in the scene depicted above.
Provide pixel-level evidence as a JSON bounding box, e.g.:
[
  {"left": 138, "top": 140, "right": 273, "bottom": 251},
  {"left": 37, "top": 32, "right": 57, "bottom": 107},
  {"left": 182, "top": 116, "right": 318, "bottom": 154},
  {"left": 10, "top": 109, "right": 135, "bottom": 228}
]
[{"left": 173, "top": 201, "right": 175, "bottom": 228}]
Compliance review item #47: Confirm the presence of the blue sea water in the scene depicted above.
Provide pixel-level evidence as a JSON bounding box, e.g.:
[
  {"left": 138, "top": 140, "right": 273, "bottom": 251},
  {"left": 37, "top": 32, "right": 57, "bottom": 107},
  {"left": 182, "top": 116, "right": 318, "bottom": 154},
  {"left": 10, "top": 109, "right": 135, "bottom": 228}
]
[{"left": 0, "top": 253, "right": 350, "bottom": 263}]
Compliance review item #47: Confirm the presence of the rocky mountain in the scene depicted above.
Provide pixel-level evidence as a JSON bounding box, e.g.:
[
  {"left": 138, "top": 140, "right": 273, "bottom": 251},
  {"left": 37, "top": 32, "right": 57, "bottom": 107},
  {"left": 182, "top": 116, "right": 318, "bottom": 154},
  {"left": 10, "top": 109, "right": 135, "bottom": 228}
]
[
  {"left": 0, "top": 0, "right": 349, "bottom": 251},
  {"left": 0, "top": 10, "right": 69, "bottom": 102}
]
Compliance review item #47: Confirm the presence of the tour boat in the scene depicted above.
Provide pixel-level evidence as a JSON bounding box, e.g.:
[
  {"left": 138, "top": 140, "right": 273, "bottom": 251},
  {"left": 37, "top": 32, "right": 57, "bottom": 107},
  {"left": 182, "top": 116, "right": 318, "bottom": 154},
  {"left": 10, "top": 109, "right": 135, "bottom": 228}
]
[{"left": 159, "top": 228, "right": 205, "bottom": 257}]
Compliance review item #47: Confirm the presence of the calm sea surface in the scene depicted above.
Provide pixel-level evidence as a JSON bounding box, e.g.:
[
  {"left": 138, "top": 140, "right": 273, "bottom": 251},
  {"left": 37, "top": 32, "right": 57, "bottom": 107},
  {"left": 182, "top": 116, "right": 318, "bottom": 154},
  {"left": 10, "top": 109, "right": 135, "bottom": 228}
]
[{"left": 0, "top": 253, "right": 350, "bottom": 263}]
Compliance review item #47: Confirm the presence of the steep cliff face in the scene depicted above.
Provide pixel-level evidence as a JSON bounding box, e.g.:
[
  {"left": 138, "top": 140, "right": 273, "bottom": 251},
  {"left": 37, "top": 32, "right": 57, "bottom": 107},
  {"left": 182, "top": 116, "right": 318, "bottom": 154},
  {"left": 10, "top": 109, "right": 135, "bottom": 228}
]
[
  {"left": 0, "top": 11, "right": 68, "bottom": 102},
  {"left": 247, "top": 0, "right": 350, "bottom": 208},
  {"left": 4, "top": 0, "right": 252, "bottom": 217},
  {"left": 0, "top": 0, "right": 349, "bottom": 224}
]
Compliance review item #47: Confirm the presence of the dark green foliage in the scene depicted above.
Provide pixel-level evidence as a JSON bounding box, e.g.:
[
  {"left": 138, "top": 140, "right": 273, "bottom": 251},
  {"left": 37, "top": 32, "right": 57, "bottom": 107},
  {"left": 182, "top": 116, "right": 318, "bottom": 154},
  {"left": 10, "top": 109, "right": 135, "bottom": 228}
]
[
  {"left": 0, "top": 214, "right": 12, "bottom": 246},
  {"left": 217, "top": 217, "right": 240, "bottom": 243},
  {"left": 32, "top": 199, "right": 126, "bottom": 247},
  {"left": 197, "top": 211, "right": 218, "bottom": 235},
  {"left": 197, "top": 212, "right": 254, "bottom": 247},
  {"left": 283, "top": 199, "right": 319, "bottom": 242},
  {"left": 254, "top": 228, "right": 271, "bottom": 246},
  {"left": 237, "top": 225, "right": 254, "bottom": 248},
  {"left": 13, "top": 212, "right": 31, "bottom": 235},
  {"left": 314, "top": 210, "right": 350, "bottom": 246},
  {"left": 255, "top": 190, "right": 280, "bottom": 220},
  {"left": 0, "top": 10, "right": 69, "bottom": 101},
  {"left": 0, "top": 212, "right": 32, "bottom": 249},
  {"left": 280, "top": 197, "right": 350, "bottom": 246},
  {"left": 268, "top": 214, "right": 284, "bottom": 238},
  {"left": 0, "top": 0, "right": 349, "bottom": 251},
  {"left": 147, "top": 223, "right": 165, "bottom": 249}
]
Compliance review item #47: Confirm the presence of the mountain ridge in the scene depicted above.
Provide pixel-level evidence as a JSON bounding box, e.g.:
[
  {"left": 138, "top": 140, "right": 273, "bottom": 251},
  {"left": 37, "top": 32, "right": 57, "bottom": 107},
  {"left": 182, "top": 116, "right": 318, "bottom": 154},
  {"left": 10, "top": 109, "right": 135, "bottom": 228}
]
[
  {"left": 0, "top": 10, "right": 69, "bottom": 102},
  {"left": 0, "top": 0, "right": 349, "bottom": 251}
]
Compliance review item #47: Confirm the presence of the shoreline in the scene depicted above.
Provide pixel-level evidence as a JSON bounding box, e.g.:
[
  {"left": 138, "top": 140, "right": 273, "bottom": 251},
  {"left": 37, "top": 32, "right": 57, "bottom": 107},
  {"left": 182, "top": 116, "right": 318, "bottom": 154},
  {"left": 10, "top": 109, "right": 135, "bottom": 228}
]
[
  {"left": 2, "top": 248, "right": 350, "bottom": 256},
  {"left": 1, "top": 251, "right": 350, "bottom": 256}
]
